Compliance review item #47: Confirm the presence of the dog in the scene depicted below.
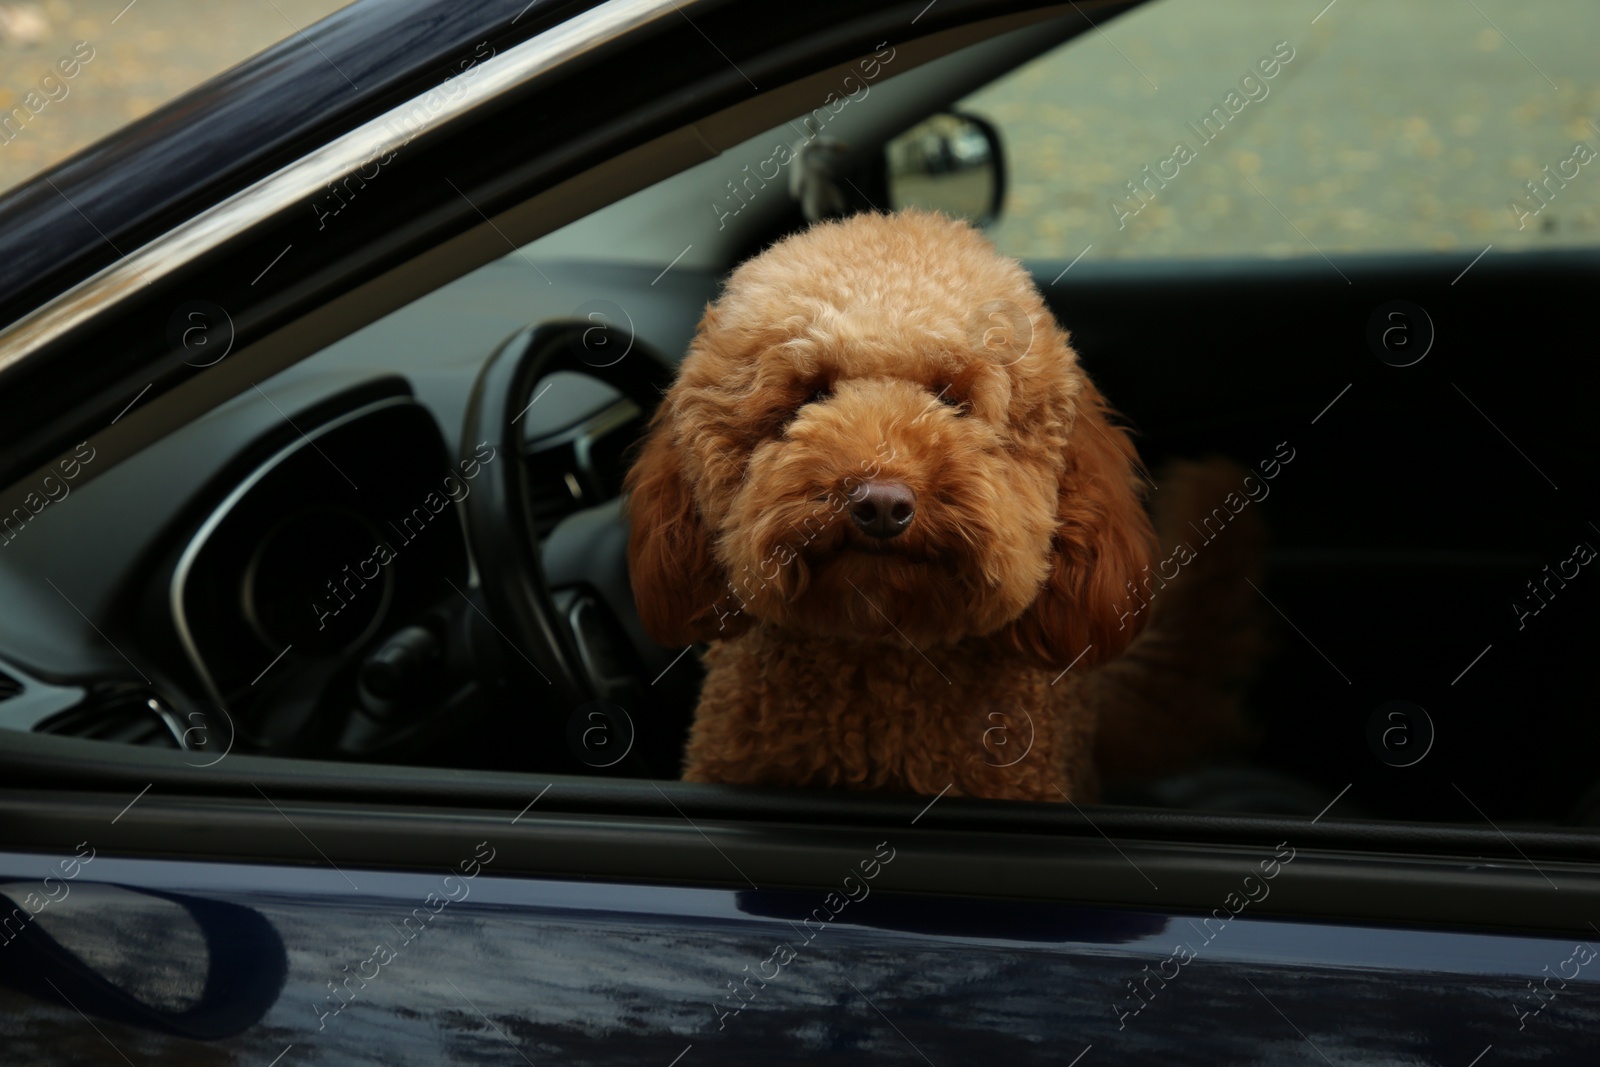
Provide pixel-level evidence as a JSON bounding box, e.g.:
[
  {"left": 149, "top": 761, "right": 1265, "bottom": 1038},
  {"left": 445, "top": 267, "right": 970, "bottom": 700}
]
[{"left": 626, "top": 210, "right": 1258, "bottom": 802}]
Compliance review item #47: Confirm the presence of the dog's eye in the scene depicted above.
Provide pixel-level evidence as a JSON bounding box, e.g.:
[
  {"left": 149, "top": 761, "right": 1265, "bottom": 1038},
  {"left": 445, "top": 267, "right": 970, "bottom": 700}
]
[
  {"left": 804, "top": 384, "right": 831, "bottom": 408},
  {"left": 935, "top": 385, "right": 968, "bottom": 415}
]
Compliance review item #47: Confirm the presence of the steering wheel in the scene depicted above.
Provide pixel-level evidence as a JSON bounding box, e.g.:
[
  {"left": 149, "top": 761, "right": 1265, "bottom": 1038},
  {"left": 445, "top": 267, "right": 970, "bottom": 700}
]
[{"left": 459, "top": 320, "right": 677, "bottom": 761}]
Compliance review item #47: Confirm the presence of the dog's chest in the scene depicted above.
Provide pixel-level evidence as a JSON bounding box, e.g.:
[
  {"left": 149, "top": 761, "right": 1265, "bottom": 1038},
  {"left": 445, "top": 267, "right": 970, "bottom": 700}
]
[{"left": 702, "top": 628, "right": 1062, "bottom": 793}]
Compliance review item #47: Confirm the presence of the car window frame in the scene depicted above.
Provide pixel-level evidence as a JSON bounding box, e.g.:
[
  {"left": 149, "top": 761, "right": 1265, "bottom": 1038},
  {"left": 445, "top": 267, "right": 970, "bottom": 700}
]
[{"left": 1, "top": 0, "right": 1598, "bottom": 942}]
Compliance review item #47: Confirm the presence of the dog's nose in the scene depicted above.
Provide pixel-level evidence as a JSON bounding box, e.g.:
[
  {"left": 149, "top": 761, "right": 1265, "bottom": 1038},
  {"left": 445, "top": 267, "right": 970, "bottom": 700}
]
[{"left": 848, "top": 479, "right": 916, "bottom": 539}]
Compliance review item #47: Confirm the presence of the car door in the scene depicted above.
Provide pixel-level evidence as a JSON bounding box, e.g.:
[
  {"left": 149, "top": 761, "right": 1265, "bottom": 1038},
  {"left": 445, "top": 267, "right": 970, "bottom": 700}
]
[{"left": 3, "top": 1, "right": 1599, "bottom": 1065}]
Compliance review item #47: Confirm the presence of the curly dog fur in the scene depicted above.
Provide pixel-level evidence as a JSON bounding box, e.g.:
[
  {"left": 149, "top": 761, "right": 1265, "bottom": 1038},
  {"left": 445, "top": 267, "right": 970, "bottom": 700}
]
[{"left": 627, "top": 209, "right": 1255, "bottom": 801}]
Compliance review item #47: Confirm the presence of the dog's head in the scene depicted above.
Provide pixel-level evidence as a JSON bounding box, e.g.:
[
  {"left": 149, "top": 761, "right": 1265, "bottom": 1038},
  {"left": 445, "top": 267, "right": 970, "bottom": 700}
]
[{"left": 626, "top": 210, "right": 1154, "bottom": 670}]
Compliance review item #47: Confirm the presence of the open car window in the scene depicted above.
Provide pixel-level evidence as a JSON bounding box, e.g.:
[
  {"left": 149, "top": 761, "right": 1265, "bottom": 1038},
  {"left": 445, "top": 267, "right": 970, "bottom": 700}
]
[
  {"left": 262, "top": 0, "right": 1600, "bottom": 830},
  {"left": 0, "top": 0, "right": 1594, "bottom": 837}
]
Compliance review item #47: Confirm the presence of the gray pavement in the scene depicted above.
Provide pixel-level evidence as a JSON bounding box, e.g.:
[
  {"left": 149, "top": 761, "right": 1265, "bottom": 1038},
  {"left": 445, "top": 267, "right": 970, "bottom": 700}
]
[
  {"left": 964, "top": 0, "right": 1600, "bottom": 264},
  {"left": 0, "top": 0, "right": 348, "bottom": 190}
]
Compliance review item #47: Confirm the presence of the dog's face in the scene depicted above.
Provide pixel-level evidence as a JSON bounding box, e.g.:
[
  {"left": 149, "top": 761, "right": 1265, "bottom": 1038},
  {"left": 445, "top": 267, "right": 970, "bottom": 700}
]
[{"left": 627, "top": 210, "right": 1154, "bottom": 669}]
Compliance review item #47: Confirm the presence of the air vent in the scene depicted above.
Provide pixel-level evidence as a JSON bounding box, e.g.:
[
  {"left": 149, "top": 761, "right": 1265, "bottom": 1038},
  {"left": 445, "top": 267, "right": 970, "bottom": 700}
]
[
  {"left": 36, "top": 691, "right": 181, "bottom": 749},
  {"left": 0, "top": 669, "right": 20, "bottom": 702},
  {"left": 519, "top": 397, "right": 643, "bottom": 539},
  {"left": 523, "top": 457, "right": 586, "bottom": 538}
]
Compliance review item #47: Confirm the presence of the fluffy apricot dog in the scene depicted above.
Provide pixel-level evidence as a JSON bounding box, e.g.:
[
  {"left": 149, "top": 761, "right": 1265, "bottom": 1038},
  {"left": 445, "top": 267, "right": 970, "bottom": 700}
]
[{"left": 627, "top": 210, "right": 1247, "bottom": 802}]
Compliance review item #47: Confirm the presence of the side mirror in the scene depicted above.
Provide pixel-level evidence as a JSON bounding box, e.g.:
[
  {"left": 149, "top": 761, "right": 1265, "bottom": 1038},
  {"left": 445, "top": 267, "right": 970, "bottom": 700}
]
[{"left": 883, "top": 111, "right": 1006, "bottom": 226}]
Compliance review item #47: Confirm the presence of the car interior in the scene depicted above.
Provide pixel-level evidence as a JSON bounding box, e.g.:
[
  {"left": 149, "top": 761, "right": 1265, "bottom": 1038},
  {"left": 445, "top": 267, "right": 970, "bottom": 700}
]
[{"left": 1, "top": 0, "right": 1596, "bottom": 834}]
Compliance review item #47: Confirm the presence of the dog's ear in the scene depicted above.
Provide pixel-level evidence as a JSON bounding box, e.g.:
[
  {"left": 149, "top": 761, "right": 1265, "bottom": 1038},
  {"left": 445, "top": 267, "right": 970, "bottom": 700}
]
[
  {"left": 624, "top": 411, "right": 749, "bottom": 646},
  {"left": 1002, "top": 378, "right": 1156, "bottom": 672}
]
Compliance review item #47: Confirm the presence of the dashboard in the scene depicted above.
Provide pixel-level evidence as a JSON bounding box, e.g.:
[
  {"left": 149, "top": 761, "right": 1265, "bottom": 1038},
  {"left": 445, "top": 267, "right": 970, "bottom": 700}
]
[{"left": 0, "top": 257, "right": 720, "bottom": 765}]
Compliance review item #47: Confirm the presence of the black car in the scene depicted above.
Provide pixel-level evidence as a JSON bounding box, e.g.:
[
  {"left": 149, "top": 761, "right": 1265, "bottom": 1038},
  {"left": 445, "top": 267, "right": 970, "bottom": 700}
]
[{"left": 1, "top": 0, "right": 1598, "bottom": 1063}]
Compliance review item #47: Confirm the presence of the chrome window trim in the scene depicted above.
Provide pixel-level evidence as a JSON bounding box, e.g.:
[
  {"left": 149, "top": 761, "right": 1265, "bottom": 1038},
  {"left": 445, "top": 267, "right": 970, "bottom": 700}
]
[{"left": 0, "top": 0, "right": 691, "bottom": 376}]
